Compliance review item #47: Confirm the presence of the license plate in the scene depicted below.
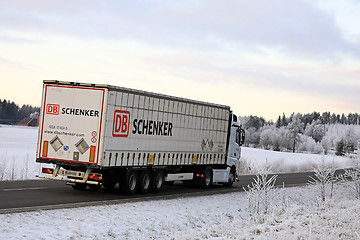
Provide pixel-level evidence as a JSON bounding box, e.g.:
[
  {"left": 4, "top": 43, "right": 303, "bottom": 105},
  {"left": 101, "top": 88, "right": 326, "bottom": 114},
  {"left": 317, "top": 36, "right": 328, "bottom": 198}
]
[{"left": 65, "top": 170, "right": 77, "bottom": 176}]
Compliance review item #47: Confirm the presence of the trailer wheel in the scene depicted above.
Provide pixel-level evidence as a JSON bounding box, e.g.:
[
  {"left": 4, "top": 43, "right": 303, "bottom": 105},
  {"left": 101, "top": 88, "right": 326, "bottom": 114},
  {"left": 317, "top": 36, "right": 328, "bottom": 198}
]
[
  {"left": 138, "top": 170, "right": 151, "bottom": 194},
  {"left": 151, "top": 171, "right": 164, "bottom": 193},
  {"left": 72, "top": 183, "right": 87, "bottom": 190},
  {"left": 123, "top": 171, "right": 138, "bottom": 195},
  {"left": 102, "top": 173, "right": 117, "bottom": 189},
  {"left": 88, "top": 184, "right": 102, "bottom": 190},
  {"left": 202, "top": 167, "right": 213, "bottom": 189},
  {"left": 164, "top": 181, "right": 174, "bottom": 186}
]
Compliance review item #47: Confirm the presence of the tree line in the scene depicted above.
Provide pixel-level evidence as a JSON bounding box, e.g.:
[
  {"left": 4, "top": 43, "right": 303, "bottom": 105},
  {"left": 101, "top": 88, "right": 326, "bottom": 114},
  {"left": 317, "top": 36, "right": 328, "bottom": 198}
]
[
  {"left": 0, "top": 99, "right": 40, "bottom": 124},
  {"left": 240, "top": 112, "right": 360, "bottom": 156}
]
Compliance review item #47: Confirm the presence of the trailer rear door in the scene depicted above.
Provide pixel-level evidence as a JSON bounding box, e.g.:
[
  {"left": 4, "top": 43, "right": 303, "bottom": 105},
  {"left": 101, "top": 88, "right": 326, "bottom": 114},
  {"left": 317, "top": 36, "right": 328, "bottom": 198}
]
[{"left": 37, "top": 83, "right": 106, "bottom": 165}]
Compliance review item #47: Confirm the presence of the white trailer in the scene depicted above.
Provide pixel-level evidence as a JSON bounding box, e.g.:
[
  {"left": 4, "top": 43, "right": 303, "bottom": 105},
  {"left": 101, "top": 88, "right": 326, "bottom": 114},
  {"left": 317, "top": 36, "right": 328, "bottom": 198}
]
[{"left": 37, "top": 80, "right": 245, "bottom": 194}]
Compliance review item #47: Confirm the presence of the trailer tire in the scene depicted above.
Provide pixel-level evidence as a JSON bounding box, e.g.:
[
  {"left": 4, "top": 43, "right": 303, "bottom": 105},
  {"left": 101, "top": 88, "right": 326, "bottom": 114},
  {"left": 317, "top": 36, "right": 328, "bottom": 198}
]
[
  {"left": 123, "top": 170, "right": 138, "bottom": 195},
  {"left": 151, "top": 171, "right": 164, "bottom": 193},
  {"left": 72, "top": 183, "right": 87, "bottom": 190},
  {"left": 202, "top": 167, "right": 213, "bottom": 189},
  {"left": 138, "top": 170, "right": 151, "bottom": 194},
  {"left": 102, "top": 172, "right": 117, "bottom": 189},
  {"left": 164, "top": 181, "right": 174, "bottom": 186},
  {"left": 103, "top": 180, "right": 116, "bottom": 189}
]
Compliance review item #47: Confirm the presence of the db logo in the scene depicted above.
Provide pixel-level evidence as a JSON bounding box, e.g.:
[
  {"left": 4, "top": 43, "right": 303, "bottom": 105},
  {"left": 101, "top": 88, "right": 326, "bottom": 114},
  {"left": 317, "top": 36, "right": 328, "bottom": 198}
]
[
  {"left": 113, "top": 110, "right": 130, "bottom": 137},
  {"left": 46, "top": 104, "right": 60, "bottom": 115}
]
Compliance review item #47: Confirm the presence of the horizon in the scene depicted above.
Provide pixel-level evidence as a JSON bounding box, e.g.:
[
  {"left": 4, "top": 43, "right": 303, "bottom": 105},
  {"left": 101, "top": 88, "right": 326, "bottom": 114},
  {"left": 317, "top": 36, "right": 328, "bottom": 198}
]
[
  {"left": 1, "top": 97, "right": 359, "bottom": 123},
  {"left": 0, "top": 0, "right": 359, "bottom": 121}
]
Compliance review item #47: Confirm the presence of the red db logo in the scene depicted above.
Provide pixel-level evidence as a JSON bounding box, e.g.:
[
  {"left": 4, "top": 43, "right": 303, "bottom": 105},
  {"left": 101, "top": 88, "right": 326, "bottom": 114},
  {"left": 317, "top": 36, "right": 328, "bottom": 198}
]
[
  {"left": 113, "top": 110, "right": 130, "bottom": 137},
  {"left": 46, "top": 104, "right": 60, "bottom": 115}
]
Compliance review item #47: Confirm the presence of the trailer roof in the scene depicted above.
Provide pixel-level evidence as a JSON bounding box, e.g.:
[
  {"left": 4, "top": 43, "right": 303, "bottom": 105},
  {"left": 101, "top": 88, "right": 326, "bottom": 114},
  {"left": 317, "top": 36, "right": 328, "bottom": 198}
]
[{"left": 43, "top": 80, "right": 231, "bottom": 110}]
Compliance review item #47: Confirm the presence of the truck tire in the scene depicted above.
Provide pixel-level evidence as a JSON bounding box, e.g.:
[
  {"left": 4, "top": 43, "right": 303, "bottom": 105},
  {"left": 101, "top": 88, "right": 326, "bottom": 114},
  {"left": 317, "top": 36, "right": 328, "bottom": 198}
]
[
  {"left": 223, "top": 171, "right": 235, "bottom": 187},
  {"left": 138, "top": 170, "right": 151, "bottom": 194},
  {"left": 123, "top": 170, "right": 138, "bottom": 195},
  {"left": 72, "top": 183, "right": 87, "bottom": 190},
  {"left": 151, "top": 171, "right": 164, "bottom": 193},
  {"left": 202, "top": 167, "right": 213, "bottom": 189}
]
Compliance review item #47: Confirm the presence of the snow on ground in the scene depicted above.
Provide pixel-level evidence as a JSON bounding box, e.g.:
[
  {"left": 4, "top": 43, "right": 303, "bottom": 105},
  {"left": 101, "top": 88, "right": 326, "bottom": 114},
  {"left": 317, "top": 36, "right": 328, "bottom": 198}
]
[
  {"left": 1, "top": 183, "right": 360, "bottom": 239},
  {"left": 1, "top": 125, "right": 360, "bottom": 239}
]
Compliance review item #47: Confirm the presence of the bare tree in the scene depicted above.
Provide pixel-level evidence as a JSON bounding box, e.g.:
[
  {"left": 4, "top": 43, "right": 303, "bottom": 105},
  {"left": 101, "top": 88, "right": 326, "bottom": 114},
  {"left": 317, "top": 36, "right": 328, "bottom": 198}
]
[
  {"left": 342, "top": 158, "right": 360, "bottom": 200},
  {"left": 244, "top": 164, "right": 277, "bottom": 223},
  {"left": 308, "top": 157, "right": 337, "bottom": 204}
]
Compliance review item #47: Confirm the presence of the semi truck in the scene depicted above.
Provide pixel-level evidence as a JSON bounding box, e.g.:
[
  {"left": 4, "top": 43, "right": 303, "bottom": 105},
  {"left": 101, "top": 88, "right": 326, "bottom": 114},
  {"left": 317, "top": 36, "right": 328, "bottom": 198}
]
[{"left": 36, "top": 80, "right": 245, "bottom": 194}]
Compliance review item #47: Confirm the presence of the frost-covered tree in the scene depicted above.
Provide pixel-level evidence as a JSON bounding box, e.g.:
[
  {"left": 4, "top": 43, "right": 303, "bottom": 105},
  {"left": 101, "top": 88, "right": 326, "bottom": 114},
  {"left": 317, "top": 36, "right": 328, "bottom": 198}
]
[
  {"left": 298, "top": 135, "right": 324, "bottom": 154},
  {"left": 286, "top": 114, "right": 304, "bottom": 152},
  {"left": 244, "top": 164, "right": 277, "bottom": 223},
  {"left": 309, "top": 158, "right": 337, "bottom": 204},
  {"left": 244, "top": 127, "right": 260, "bottom": 147},
  {"left": 342, "top": 158, "right": 360, "bottom": 200},
  {"left": 305, "top": 120, "right": 326, "bottom": 142},
  {"left": 259, "top": 127, "right": 273, "bottom": 150}
]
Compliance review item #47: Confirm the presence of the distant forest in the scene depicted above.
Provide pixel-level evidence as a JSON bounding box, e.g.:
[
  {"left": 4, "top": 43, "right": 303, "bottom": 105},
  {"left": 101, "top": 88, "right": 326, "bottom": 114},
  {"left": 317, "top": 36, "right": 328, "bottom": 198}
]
[
  {"left": 242, "top": 112, "right": 360, "bottom": 130},
  {"left": 240, "top": 112, "right": 360, "bottom": 156},
  {"left": 0, "top": 99, "right": 40, "bottom": 124}
]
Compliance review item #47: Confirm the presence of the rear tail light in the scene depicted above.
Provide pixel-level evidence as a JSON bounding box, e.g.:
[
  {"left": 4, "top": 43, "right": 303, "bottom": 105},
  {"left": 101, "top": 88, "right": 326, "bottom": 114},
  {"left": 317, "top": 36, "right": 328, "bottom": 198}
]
[
  {"left": 195, "top": 173, "right": 204, "bottom": 178},
  {"left": 42, "top": 168, "right": 54, "bottom": 174},
  {"left": 89, "top": 173, "right": 102, "bottom": 180}
]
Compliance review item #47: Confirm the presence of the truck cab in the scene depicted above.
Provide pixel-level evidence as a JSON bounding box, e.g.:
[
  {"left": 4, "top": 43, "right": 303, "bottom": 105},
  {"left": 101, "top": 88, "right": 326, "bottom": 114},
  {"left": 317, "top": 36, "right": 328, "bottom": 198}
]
[{"left": 226, "top": 114, "right": 245, "bottom": 183}]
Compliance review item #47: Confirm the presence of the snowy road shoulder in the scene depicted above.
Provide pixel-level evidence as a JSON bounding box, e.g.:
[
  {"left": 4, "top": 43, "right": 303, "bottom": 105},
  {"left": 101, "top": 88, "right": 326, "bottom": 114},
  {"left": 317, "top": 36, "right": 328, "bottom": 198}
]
[{"left": 1, "top": 183, "right": 359, "bottom": 239}]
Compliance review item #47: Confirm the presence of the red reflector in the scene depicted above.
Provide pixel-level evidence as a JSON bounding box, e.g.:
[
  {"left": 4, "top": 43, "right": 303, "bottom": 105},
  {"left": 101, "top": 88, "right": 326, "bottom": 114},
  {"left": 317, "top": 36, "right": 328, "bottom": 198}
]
[
  {"left": 89, "top": 173, "right": 102, "bottom": 180},
  {"left": 42, "top": 168, "right": 53, "bottom": 174}
]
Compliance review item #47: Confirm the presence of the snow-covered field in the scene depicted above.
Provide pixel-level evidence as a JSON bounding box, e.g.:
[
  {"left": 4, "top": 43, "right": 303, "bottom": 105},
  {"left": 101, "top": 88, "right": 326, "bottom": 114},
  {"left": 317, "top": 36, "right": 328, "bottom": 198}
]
[
  {"left": 1, "top": 125, "right": 360, "bottom": 239},
  {"left": 241, "top": 146, "right": 352, "bottom": 174}
]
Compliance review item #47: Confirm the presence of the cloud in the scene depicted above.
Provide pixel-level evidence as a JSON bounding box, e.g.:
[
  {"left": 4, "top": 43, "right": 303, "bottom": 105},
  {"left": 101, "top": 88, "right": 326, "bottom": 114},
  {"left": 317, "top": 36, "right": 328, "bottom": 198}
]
[{"left": 0, "top": 0, "right": 358, "bottom": 58}]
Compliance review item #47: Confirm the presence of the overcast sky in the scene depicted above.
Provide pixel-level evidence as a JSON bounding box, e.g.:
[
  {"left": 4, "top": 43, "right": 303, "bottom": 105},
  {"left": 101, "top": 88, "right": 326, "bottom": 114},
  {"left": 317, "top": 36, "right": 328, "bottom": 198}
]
[{"left": 0, "top": 0, "right": 359, "bottom": 120}]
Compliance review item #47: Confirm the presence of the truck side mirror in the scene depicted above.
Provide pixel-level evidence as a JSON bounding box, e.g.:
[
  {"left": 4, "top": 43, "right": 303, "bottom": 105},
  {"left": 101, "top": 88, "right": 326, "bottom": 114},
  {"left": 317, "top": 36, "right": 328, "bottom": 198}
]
[
  {"left": 239, "top": 128, "right": 245, "bottom": 146},
  {"left": 236, "top": 128, "right": 246, "bottom": 146}
]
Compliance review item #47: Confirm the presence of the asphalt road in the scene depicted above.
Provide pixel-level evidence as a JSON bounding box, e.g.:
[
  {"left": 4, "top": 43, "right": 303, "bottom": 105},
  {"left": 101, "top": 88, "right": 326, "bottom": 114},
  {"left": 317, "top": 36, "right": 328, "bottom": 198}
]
[{"left": 0, "top": 172, "right": 316, "bottom": 214}]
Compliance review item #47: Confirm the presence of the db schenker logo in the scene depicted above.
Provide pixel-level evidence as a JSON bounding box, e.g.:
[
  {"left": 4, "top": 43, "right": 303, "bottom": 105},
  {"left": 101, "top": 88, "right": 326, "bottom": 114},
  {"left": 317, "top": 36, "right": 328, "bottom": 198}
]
[
  {"left": 112, "top": 110, "right": 130, "bottom": 137},
  {"left": 46, "top": 104, "right": 60, "bottom": 115}
]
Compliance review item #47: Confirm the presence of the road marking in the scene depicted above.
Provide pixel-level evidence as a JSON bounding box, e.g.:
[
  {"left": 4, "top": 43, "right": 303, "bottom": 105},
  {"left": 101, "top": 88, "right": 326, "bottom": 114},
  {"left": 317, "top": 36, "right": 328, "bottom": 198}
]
[{"left": 2, "top": 187, "right": 48, "bottom": 192}]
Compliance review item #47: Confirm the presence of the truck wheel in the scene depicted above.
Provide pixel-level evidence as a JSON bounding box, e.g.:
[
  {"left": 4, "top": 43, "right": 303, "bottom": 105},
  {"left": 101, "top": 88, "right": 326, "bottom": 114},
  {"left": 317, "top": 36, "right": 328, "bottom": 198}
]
[
  {"left": 124, "top": 171, "right": 138, "bottom": 195},
  {"left": 138, "top": 170, "right": 151, "bottom": 194},
  {"left": 151, "top": 171, "right": 164, "bottom": 193},
  {"left": 202, "top": 167, "right": 213, "bottom": 189},
  {"left": 72, "top": 183, "right": 87, "bottom": 190},
  {"left": 223, "top": 172, "right": 235, "bottom": 187}
]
